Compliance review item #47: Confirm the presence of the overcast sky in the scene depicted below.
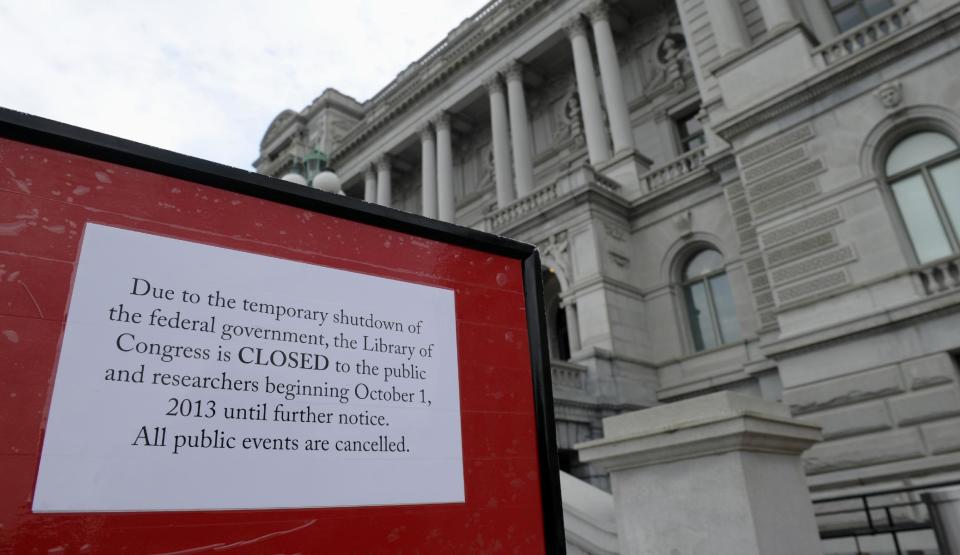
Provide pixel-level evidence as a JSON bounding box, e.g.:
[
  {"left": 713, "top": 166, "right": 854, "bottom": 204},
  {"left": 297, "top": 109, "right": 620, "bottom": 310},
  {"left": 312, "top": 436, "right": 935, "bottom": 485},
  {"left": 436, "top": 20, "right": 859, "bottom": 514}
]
[{"left": 0, "top": 1, "right": 490, "bottom": 170}]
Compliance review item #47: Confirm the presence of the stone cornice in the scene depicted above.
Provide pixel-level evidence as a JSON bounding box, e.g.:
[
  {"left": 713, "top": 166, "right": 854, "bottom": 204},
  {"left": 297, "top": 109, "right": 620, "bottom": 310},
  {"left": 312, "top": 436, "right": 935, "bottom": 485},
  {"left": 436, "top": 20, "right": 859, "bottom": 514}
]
[
  {"left": 329, "top": 0, "right": 551, "bottom": 164},
  {"left": 714, "top": 4, "right": 960, "bottom": 141},
  {"left": 761, "top": 286, "right": 960, "bottom": 359}
]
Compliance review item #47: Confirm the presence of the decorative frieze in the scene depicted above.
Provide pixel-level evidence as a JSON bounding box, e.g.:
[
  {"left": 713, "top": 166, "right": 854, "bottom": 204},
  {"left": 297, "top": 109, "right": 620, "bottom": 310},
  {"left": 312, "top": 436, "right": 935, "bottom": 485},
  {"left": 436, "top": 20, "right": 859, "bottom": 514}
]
[
  {"left": 751, "top": 273, "right": 771, "bottom": 291},
  {"left": 753, "top": 181, "right": 820, "bottom": 217},
  {"left": 766, "top": 231, "right": 837, "bottom": 268},
  {"left": 747, "top": 159, "right": 825, "bottom": 200},
  {"left": 761, "top": 207, "right": 843, "bottom": 248},
  {"left": 776, "top": 269, "right": 849, "bottom": 304},
  {"left": 771, "top": 246, "right": 855, "bottom": 286},
  {"left": 739, "top": 124, "right": 815, "bottom": 168},
  {"left": 759, "top": 309, "right": 778, "bottom": 327},
  {"left": 742, "top": 146, "right": 807, "bottom": 183},
  {"left": 730, "top": 195, "right": 749, "bottom": 213},
  {"left": 734, "top": 211, "right": 753, "bottom": 228},
  {"left": 746, "top": 255, "right": 766, "bottom": 275},
  {"left": 755, "top": 290, "right": 775, "bottom": 308}
]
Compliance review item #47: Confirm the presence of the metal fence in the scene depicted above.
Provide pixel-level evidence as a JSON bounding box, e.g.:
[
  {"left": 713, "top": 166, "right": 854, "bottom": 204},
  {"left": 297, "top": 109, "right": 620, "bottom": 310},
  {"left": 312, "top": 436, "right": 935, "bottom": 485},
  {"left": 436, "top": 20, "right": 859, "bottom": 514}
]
[{"left": 812, "top": 479, "right": 960, "bottom": 555}]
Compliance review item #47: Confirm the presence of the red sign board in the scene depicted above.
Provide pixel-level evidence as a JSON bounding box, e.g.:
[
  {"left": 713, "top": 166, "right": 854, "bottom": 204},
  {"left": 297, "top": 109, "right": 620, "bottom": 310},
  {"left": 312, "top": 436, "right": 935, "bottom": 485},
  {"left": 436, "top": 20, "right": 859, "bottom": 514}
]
[{"left": 0, "top": 109, "right": 563, "bottom": 553}]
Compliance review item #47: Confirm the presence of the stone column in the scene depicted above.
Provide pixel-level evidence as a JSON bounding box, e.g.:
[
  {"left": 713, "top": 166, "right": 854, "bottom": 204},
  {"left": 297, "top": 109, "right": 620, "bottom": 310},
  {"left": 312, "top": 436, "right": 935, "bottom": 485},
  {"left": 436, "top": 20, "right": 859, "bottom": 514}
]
[
  {"left": 923, "top": 487, "right": 960, "bottom": 553},
  {"left": 578, "top": 392, "right": 823, "bottom": 555},
  {"left": 562, "top": 301, "right": 581, "bottom": 352},
  {"left": 435, "top": 112, "right": 455, "bottom": 223},
  {"left": 704, "top": 0, "right": 749, "bottom": 57},
  {"left": 504, "top": 61, "right": 535, "bottom": 199},
  {"left": 486, "top": 75, "right": 515, "bottom": 207},
  {"left": 565, "top": 16, "right": 611, "bottom": 166},
  {"left": 376, "top": 154, "right": 391, "bottom": 207},
  {"left": 420, "top": 125, "right": 438, "bottom": 219},
  {"left": 755, "top": 0, "right": 797, "bottom": 32},
  {"left": 586, "top": 1, "right": 634, "bottom": 155},
  {"left": 364, "top": 165, "right": 376, "bottom": 203}
]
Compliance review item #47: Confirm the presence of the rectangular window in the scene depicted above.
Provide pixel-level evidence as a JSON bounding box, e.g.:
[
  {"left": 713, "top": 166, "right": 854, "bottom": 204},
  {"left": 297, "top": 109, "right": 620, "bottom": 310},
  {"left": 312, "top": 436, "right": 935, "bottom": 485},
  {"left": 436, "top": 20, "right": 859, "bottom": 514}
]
[
  {"left": 675, "top": 109, "right": 705, "bottom": 153},
  {"left": 826, "top": 0, "right": 894, "bottom": 33}
]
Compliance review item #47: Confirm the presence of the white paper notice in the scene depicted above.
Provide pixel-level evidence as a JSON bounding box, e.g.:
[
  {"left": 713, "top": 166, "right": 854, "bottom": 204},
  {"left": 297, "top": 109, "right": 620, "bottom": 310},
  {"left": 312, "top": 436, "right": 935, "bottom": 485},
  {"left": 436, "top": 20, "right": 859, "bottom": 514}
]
[{"left": 33, "top": 223, "right": 464, "bottom": 512}]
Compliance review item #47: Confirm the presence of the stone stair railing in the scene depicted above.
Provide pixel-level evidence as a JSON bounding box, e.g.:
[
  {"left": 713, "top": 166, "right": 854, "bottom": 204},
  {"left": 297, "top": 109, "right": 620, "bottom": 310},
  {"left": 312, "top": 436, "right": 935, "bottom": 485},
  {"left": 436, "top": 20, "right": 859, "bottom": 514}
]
[{"left": 813, "top": 2, "right": 916, "bottom": 67}]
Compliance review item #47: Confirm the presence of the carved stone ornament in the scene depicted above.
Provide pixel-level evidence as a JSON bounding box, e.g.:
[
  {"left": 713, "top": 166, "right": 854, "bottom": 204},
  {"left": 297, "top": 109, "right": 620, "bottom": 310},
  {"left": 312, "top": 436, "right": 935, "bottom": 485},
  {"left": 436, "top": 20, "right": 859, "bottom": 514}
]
[
  {"left": 584, "top": 1, "right": 609, "bottom": 24},
  {"left": 564, "top": 16, "right": 588, "bottom": 40},
  {"left": 603, "top": 221, "right": 627, "bottom": 242},
  {"left": 502, "top": 60, "right": 524, "bottom": 83},
  {"left": 673, "top": 210, "right": 693, "bottom": 236},
  {"left": 433, "top": 111, "right": 452, "bottom": 131},
  {"left": 483, "top": 74, "right": 504, "bottom": 94},
  {"left": 419, "top": 123, "right": 434, "bottom": 141},
  {"left": 541, "top": 232, "right": 572, "bottom": 284},
  {"left": 609, "top": 251, "right": 629, "bottom": 268},
  {"left": 875, "top": 81, "right": 903, "bottom": 110}
]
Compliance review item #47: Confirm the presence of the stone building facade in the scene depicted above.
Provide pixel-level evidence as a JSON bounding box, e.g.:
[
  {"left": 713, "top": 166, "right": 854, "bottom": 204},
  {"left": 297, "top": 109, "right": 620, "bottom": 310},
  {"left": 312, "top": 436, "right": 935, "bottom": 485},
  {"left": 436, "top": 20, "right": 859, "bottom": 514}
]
[{"left": 256, "top": 0, "right": 960, "bottom": 544}]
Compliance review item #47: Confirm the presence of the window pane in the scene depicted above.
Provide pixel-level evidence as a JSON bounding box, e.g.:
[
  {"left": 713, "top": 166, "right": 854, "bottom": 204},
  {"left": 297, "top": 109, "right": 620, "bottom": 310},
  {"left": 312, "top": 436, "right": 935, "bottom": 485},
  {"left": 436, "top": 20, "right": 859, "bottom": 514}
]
[
  {"left": 886, "top": 132, "right": 958, "bottom": 175},
  {"left": 684, "top": 249, "right": 723, "bottom": 280},
  {"left": 931, "top": 157, "right": 960, "bottom": 242},
  {"left": 834, "top": 5, "right": 866, "bottom": 32},
  {"left": 708, "top": 274, "right": 741, "bottom": 344},
  {"left": 892, "top": 174, "right": 954, "bottom": 263},
  {"left": 685, "top": 281, "right": 718, "bottom": 351},
  {"left": 863, "top": 0, "right": 893, "bottom": 18}
]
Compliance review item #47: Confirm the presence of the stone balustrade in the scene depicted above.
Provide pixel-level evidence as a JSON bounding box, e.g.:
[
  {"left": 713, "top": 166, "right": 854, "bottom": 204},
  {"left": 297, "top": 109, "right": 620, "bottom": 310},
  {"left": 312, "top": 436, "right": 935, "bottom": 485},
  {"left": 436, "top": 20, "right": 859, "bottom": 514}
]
[
  {"left": 484, "top": 181, "right": 561, "bottom": 231},
  {"left": 814, "top": 2, "right": 916, "bottom": 67},
  {"left": 551, "top": 359, "right": 588, "bottom": 391},
  {"left": 916, "top": 256, "right": 960, "bottom": 296},
  {"left": 483, "top": 163, "right": 620, "bottom": 231},
  {"left": 640, "top": 145, "right": 707, "bottom": 193}
]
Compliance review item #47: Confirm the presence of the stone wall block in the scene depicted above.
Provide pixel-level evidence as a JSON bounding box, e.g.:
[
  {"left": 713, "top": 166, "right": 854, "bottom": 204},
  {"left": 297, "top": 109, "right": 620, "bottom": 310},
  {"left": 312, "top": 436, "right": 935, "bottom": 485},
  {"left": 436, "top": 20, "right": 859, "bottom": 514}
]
[
  {"left": 800, "top": 400, "right": 892, "bottom": 440},
  {"left": 889, "top": 385, "right": 960, "bottom": 426},
  {"left": 921, "top": 417, "right": 960, "bottom": 455},
  {"left": 804, "top": 429, "right": 925, "bottom": 474},
  {"left": 902, "top": 353, "right": 957, "bottom": 390},
  {"left": 785, "top": 365, "right": 903, "bottom": 415}
]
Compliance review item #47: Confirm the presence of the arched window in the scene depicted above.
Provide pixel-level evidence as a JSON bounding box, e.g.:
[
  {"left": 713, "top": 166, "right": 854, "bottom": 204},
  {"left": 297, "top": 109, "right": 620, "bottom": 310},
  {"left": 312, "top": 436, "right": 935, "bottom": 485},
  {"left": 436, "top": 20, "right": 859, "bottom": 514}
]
[
  {"left": 885, "top": 131, "right": 960, "bottom": 264},
  {"left": 682, "top": 248, "right": 741, "bottom": 352}
]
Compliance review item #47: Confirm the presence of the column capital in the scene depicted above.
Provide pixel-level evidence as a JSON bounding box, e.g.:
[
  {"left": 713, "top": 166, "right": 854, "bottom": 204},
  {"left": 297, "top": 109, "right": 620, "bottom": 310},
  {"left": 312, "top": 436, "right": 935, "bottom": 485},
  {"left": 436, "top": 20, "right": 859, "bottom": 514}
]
[
  {"left": 364, "top": 164, "right": 376, "bottom": 178},
  {"left": 433, "top": 111, "right": 451, "bottom": 132},
  {"left": 584, "top": 1, "right": 609, "bottom": 24},
  {"left": 502, "top": 60, "right": 524, "bottom": 83},
  {"left": 483, "top": 74, "right": 504, "bottom": 94},
  {"left": 419, "top": 123, "right": 434, "bottom": 141},
  {"left": 564, "top": 16, "right": 588, "bottom": 40},
  {"left": 376, "top": 154, "right": 391, "bottom": 172}
]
